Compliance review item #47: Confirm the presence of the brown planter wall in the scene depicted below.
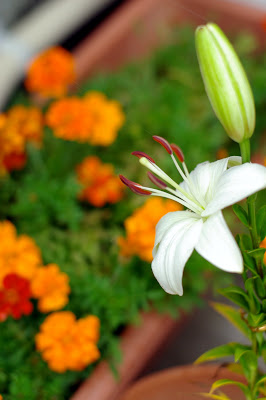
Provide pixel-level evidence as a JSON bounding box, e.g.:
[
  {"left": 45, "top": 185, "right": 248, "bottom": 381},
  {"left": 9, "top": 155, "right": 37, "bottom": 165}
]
[
  {"left": 70, "top": 0, "right": 265, "bottom": 399},
  {"left": 71, "top": 312, "right": 187, "bottom": 400},
  {"left": 73, "top": 0, "right": 266, "bottom": 81}
]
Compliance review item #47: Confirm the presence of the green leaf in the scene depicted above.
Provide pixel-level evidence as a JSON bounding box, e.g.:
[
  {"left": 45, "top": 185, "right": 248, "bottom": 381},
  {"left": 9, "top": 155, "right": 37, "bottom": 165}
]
[
  {"left": 211, "top": 302, "right": 251, "bottom": 339},
  {"left": 200, "top": 392, "right": 232, "bottom": 400},
  {"left": 262, "top": 299, "right": 266, "bottom": 313},
  {"left": 236, "top": 234, "right": 257, "bottom": 275},
  {"left": 234, "top": 345, "right": 252, "bottom": 362},
  {"left": 232, "top": 204, "right": 249, "bottom": 227},
  {"left": 255, "top": 375, "right": 266, "bottom": 392},
  {"left": 238, "top": 350, "right": 258, "bottom": 384},
  {"left": 195, "top": 343, "right": 237, "bottom": 364},
  {"left": 245, "top": 278, "right": 261, "bottom": 314},
  {"left": 219, "top": 286, "right": 249, "bottom": 311},
  {"left": 210, "top": 379, "right": 248, "bottom": 395},
  {"left": 247, "top": 248, "right": 266, "bottom": 260},
  {"left": 257, "top": 205, "right": 266, "bottom": 240},
  {"left": 254, "top": 276, "right": 266, "bottom": 298}
]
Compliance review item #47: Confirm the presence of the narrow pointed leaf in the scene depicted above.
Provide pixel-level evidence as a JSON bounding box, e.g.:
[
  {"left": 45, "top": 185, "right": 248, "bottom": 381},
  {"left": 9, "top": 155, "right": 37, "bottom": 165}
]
[
  {"left": 211, "top": 302, "right": 251, "bottom": 339},
  {"left": 238, "top": 350, "right": 258, "bottom": 384},
  {"left": 210, "top": 379, "right": 248, "bottom": 395},
  {"left": 200, "top": 392, "right": 232, "bottom": 400},
  {"left": 255, "top": 375, "right": 266, "bottom": 392},
  {"left": 219, "top": 286, "right": 249, "bottom": 311},
  {"left": 234, "top": 346, "right": 251, "bottom": 362},
  {"left": 232, "top": 204, "right": 249, "bottom": 227},
  {"left": 195, "top": 343, "right": 237, "bottom": 364},
  {"left": 257, "top": 205, "right": 266, "bottom": 240}
]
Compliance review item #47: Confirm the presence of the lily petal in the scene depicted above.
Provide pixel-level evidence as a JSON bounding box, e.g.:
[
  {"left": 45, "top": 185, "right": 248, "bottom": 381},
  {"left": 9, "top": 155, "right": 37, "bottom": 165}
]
[
  {"left": 202, "top": 163, "right": 266, "bottom": 217},
  {"left": 152, "top": 211, "right": 203, "bottom": 295},
  {"left": 181, "top": 157, "right": 241, "bottom": 206},
  {"left": 195, "top": 211, "right": 243, "bottom": 273}
]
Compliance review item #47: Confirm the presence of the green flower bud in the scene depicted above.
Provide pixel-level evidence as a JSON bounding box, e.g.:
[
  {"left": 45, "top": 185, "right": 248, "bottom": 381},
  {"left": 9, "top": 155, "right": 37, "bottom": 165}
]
[{"left": 195, "top": 23, "right": 255, "bottom": 143}]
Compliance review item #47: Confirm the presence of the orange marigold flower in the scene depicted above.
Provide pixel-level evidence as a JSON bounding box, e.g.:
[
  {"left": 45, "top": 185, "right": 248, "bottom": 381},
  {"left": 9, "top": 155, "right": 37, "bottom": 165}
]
[
  {"left": 0, "top": 273, "right": 33, "bottom": 321},
  {"left": 118, "top": 197, "right": 182, "bottom": 262},
  {"left": 83, "top": 91, "right": 125, "bottom": 146},
  {"left": 46, "top": 97, "right": 92, "bottom": 142},
  {"left": 0, "top": 221, "right": 42, "bottom": 286},
  {"left": 25, "top": 46, "right": 76, "bottom": 98},
  {"left": 31, "top": 264, "right": 70, "bottom": 312},
  {"left": 36, "top": 311, "right": 100, "bottom": 373},
  {"left": 76, "top": 156, "right": 124, "bottom": 207},
  {"left": 259, "top": 237, "right": 266, "bottom": 265},
  {"left": 0, "top": 106, "right": 43, "bottom": 173},
  {"left": 216, "top": 147, "right": 229, "bottom": 160}
]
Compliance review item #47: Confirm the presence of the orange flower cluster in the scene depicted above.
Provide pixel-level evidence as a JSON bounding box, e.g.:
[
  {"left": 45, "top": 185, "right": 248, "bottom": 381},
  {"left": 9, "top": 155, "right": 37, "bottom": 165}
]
[
  {"left": 25, "top": 47, "right": 76, "bottom": 98},
  {"left": 45, "top": 91, "right": 124, "bottom": 146},
  {"left": 76, "top": 156, "right": 124, "bottom": 207},
  {"left": 118, "top": 197, "right": 182, "bottom": 262},
  {"left": 36, "top": 311, "right": 100, "bottom": 372},
  {"left": 0, "top": 221, "right": 70, "bottom": 314},
  {"left": 31, "top": 264, "right": 70, "bottom": 313},
  {"left": 0, "top": 220, "right": 42, "bottom": 285},
  {"left": 0, "top": 105, "right": 43, "bottom": 174}
]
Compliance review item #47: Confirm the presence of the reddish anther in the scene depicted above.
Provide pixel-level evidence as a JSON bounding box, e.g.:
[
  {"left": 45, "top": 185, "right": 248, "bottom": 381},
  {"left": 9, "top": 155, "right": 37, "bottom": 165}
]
[
  {"left": 119, "top": 175, "right": 151, "bottom": 196},
  {"left": 132, "top": 151, "right": 155, "bottom": 163},
  {"left": 153, "top": 136, "right": 173, "bottom": 155},
  {"left": 171, "top": 143, "right": 184, "bottom": 162},
  {"left": 147, "top": 172, "right": 167, "bottom": 190}
]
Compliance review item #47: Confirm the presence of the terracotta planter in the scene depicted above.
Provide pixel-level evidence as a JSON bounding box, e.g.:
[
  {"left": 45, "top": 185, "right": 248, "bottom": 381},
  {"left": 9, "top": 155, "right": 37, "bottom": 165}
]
[
  {"left": 73, "top": 0, "right": 266, "bottom": 81},
  {"left": 71, "top": 311, "right": 188, "bottom": 400},
  {"left": 118, "top": 364, "right": 247, "bottom": 400}
]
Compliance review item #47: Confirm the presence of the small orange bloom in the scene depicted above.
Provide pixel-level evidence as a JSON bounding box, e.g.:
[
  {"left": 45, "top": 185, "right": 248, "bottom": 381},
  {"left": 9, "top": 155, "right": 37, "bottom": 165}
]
[
  {"left": 36, "top": 311, "right": 100, "bottom": 373},
  {"left": 0, "top": 106, "right": 43, "bottom": 173},
  {"left": 0, "top": 221, "right": 42, "bottom": 286},
  {"left": 216, "top": 147, "right": 229, "bottom": 160},
  {"left": 25, "top": 46, "right": 76, "bottom": 98},
  {"left": 46, "top": 97, "right": 92, "bottom": 142},
  {"left": 31, "top": 264, "right": 70, "bottom": 312},
  {"left": 83, "top": 91, "right": 125, "bottom": 146},
  {"left": 76, "top": 156, "right": 124, "bottom": 207},
  {"left": 259, "top": 237, "right": 266, "bottom": 265},
  {"left": 118, "top": 197, "right": 182, "bottom": 262}
]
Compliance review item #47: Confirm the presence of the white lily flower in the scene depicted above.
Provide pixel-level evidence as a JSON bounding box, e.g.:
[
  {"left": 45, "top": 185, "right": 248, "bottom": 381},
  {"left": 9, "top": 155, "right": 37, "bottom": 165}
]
[{"left": 120, "top": 136, "right": 266, "bottom": 295}]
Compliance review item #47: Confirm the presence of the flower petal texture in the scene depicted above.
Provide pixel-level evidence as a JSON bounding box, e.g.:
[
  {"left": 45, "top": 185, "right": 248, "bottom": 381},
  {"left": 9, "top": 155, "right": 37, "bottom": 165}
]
[
  {"left": 195, "top": 23, "right": 255, "bottom": 143},
  {"left": 152, "top": 211, "right": 203, "bottom": 295},
  {"left": 195, "top": 212, "right": 243, "bottom": 273},
  {"left": 202, "top": 162, "right": 266, "bottom": 217}
]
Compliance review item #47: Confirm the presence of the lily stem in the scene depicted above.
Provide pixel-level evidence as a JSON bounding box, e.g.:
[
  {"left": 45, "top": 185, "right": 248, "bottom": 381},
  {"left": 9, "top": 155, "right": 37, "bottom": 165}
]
[{"left": 239, "top": 139, "right": 262, "bottom": 275}]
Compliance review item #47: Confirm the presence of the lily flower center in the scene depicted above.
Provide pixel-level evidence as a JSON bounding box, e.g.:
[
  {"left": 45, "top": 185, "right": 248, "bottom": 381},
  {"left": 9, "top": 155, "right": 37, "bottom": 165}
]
[{"left": 120, "top": 135, "right": 206, "bottom": 215}]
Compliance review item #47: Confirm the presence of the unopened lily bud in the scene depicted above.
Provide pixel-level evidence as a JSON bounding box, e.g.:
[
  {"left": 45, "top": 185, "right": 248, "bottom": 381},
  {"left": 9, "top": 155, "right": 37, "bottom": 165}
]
[{"left": 195, "top": 23, "right": 255, "bottom": 143}]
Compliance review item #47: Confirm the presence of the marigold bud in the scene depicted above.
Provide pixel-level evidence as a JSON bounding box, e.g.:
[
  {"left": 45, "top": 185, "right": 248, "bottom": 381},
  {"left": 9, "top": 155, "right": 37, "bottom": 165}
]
[{"left": 195, "top": 23, "right": 255, "bottom": 143}]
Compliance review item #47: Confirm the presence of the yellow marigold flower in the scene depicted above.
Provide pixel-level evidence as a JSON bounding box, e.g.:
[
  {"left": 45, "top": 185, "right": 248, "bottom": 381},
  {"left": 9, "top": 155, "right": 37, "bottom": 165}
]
[
  {"left": 118, "top": 198, "right": 182, "bottom": 262},
  {"left": 31, "top": 264, "right": 70, "bottom": 312},
  {"left": 0, "top": 221, "right": 42, "bottom": 286},
  {"left": 46, "top": 97, "right": 92, "bottom": 142},
  {"left": 76, "top": 156, "right": 124, "bottom": 207},
  {"left": 83, "top": 91, "right": 125, "bottom": 146},
  {"left": 36, "top": 311, "right": 100, "bottom": 373},
  {"left": 259, "top": 237, "right": 266, "bottom": 265},
  {"left": 25, "top": 46, "right": 76, "bottom": 98}
]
